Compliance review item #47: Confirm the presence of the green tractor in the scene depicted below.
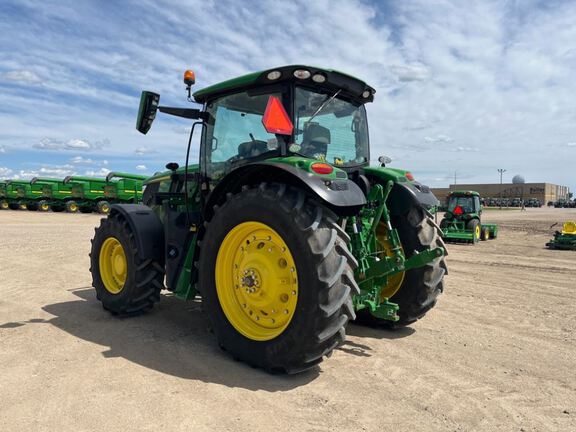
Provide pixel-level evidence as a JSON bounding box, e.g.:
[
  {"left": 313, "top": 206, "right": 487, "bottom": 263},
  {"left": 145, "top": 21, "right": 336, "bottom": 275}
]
[
  {"left": 546, "top": 221, "right": 576, "bottom": 250},
  {"left": 89, "top": 65, "right": 447, "bottom": 373},
  {"left": 440, "top": 190, "right": 498, "bottom": 243}
]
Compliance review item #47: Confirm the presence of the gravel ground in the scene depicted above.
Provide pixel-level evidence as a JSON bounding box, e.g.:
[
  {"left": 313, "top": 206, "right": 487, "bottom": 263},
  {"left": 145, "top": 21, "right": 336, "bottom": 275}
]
[{"left": 1, "top": 208, "right": 575, "bottom": 432}]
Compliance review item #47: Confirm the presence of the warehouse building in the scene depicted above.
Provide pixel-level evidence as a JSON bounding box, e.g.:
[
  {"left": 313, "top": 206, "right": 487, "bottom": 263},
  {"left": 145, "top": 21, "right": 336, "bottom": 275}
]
[{"left": 431, "top": 183, "right": 571, "bottom": 204}]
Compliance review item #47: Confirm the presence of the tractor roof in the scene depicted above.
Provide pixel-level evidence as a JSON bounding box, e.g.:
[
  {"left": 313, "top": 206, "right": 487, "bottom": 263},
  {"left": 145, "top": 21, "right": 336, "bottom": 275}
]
[
  {"left": 449, "top": 190, "right": 480, "bottom": 197},
  {"left": 193, "top": 65, "right": 375, "bottom": 103}
]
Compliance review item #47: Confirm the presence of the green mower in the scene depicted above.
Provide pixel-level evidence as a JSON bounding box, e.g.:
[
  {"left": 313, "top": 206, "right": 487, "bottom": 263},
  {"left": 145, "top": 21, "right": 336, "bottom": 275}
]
[
  {"left": 440, "top": 190, "right": 498, "bottom": 243},
  {"left": 89, "top": 65, "right": 447, "bottom": 373},
  {"left": 546, "top": 221, "right": 576, "bottom": 250}
]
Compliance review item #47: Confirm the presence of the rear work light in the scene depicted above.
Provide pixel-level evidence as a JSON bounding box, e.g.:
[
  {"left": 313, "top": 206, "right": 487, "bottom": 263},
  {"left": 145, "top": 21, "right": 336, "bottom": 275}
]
[
  {"left": 405, "top": 172, "right": 415, "bottom": 181},
  {"left": 311, "top": 163, "right": 333, "bottom": 175}
]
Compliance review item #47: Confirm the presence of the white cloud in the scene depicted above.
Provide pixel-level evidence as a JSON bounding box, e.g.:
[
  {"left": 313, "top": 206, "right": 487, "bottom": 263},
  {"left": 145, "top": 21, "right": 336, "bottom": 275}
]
[
  {"left": 134, "top": 146, "right": 156, "bottom": 155},
  {"left": 452, "top": 146, "right": 480, "bottom": 152},
  {"left": 0, "top": 167, "right": 13, "bottom": 177},
  {"left": 0, "top": 145, "right": 5, "bottom": 154},
  {"left": 567, "top": 142, "right": 576, "bottom": 147},
  {"left": 2, "top": 70, "right": 42, "bottom": 85},
  {"left": 135, "top": 164, "right": 147, "bottom": 171},
  {"left": 424, "top": 135, "right": 454, "bottom": 144},
  {"left": 70, "top": 156, "right": 94, "bottom": 164},
  {"left": 33, "top": 137, "right": 108, "bottom": 151},
  {"left": 84, "top": 168, "right": 111, "bottom": 177},
  {"left": 389, "top": 64, "right": 430, "bottom": 82}
]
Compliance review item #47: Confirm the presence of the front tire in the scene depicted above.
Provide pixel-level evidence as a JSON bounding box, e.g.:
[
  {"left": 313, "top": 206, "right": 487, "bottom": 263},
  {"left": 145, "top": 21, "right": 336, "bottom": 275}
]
[
  {"left": 198, "top": 183, "right": 358, "bottom": 373},
  {"left": 359, "top": 205, "right": 447, "bottom": 328},
  {"left": 90, "top": 212, "right": 164, "bottom": 315}
]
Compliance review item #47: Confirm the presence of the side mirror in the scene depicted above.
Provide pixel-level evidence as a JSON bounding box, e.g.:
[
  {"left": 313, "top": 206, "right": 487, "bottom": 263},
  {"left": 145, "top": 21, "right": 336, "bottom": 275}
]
[{"left": 136, "top": 91, "right": 160, "bottom": 135}]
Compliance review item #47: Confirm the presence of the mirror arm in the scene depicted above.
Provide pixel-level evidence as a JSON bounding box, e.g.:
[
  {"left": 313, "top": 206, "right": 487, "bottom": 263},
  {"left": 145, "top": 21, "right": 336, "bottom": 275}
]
[{"left": 158, "top": 106, "right": 209, "bottom": 121}]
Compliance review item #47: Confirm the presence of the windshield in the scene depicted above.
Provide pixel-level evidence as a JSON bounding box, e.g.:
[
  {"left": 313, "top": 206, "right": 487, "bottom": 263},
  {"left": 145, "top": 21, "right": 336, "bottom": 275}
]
[
  {"left": 448, "top": 196, "right": 476, "bottom": 213},
  {"left": 292, "top": 87, "right": 369, "bottom": 167}
]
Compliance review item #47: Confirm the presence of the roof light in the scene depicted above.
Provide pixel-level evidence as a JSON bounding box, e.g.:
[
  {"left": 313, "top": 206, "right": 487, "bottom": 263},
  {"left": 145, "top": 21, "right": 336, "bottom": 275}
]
[
  {"left": 405, "top": 172, "right": 415, "bottom": 181},
  {"left": 261, "top": 96, "right": 293, "bottom": 135},
  {"left": 183, "top": 70, "right": 195, "bottom": 86},
  {"left": 267, "top": 70, "right": 282, "bottom": 80},
  {"left": 311, "top": 163, "right": 333, "bottom": 175},
  {"left": 362, "top": 90, "right": 371, "bottom": 98},
  {"left": 293, "top": 69, "right": 311, "bottom": 79},
  {"left": 312, "top": 73, "right": 326, "bottom": 83}
]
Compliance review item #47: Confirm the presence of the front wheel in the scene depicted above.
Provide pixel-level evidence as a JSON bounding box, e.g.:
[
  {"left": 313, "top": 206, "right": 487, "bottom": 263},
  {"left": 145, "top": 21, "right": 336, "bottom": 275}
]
[
  {"left": 198, "top": 183, "right": 358, "bottom": 373},
  {"left": 358, "top": 205, "right": 447, "bottom": 328},
  {"left": 90, "top": 212, "right": 164, "bottom": 315},
  {"left": 0, "top": 200, "right": 8, "bottom": 210}
]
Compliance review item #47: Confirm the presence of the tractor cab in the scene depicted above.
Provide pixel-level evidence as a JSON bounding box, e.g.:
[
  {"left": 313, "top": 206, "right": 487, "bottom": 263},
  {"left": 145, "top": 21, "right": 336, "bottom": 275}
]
[{"left": 446, "top": 191, "right": 481, "bottom": 218}]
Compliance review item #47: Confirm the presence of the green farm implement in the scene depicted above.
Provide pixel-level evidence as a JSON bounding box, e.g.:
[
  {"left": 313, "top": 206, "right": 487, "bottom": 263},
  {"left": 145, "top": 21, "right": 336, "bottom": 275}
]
[
  {"left": 0, "top": 181, "right": 8, "bottom": 210},
  {"left": 63, "top": 173, "right": 145, "bottom": 214},
  {"left": 440, "top": 190, "right": 498, "bottom": 243},
  {"left": 546, "top": 221, "right": 576, "bottom": 250},
  {"left": 2, "top": 180, "right": 48, "bottom": 210},
  {"left": 30, "top": 177, "right": 80, "bottom": 212},
  {"left": 89, "top": 65, "right": 447, "bottom": 373}
]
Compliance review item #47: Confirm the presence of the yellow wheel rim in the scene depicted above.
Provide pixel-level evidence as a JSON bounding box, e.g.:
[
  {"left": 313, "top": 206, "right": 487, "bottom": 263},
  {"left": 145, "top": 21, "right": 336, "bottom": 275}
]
[
  {"left": 475, "top": 225, "right": 481, "bottom": 239},
  {"left": 41, "top": 203, "right": 49, "bottom": 211},
  {"left": 376, "top": 223, "right": 405, "bottom": 300},
  {"left": 20, "top": 203, "right": 27, "bottom": 210},
  {"left": 99, "top": 237, "right": 127, "bottom": 294},
  {"left": 69, "top": 203, "right": 78, "bottom": 212},
  {"left": 215, "top": 221, "right": 298, "bottom": 341},
  {"left": 101, "top": 204, "right": 110, "bottom": 214},
  {"left": 0, "top": 201, "right": 8, "bottom": 209}
]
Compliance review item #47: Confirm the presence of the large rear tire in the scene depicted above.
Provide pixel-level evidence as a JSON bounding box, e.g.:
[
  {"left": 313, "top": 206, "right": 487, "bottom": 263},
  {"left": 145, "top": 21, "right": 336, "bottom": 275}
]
[
  {"left": 198, "top": 183, "right": 358, "bottom": 373},
  {"left": 358, "top": 205, "right": 447, "bottom": 328},
  {"left": 90, "top": 212, "right": 165, "bottom": 315}
]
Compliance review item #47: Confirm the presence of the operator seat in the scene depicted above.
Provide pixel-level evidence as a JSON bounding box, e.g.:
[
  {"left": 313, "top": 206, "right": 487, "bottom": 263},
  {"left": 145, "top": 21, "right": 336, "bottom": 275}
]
[
  {"left": 301, "top": 123, "right": 330, "bottom": 156},
  {"left": 237, "top": 140, "right": 268, "bottom": 159}
]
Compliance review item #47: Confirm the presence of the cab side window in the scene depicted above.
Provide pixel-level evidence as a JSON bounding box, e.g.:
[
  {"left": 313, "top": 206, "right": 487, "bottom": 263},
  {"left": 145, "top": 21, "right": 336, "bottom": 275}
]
[{"left": 204, "top": 91, "right": 281, "bottom": 178}]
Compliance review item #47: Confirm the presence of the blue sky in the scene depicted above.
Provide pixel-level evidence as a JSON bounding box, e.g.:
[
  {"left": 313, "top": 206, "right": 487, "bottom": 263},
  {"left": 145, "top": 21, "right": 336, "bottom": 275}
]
[{"left": 1, "top": 0, "right": 575, "bottom": 190}]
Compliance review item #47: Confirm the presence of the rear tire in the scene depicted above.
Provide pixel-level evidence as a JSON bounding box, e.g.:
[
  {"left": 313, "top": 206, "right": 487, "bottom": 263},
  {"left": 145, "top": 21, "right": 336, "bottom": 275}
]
[
  {"left": 8, "top": 203, "right": 19, "bottom": 210},
  {"left": 198, "top": 183, "right": 358, "bottom": 373},
  {"left": 467, "top": 219, "right": 480, "bottom": 243},
  {"left": 358, "top": 205, "right": 447, "bottom": 328},
  {"left": 90, "top": 212, "right": 164, "bottom": 315},
  {"left": 27, "top": 202, "right": 39, "bottom": 211}
]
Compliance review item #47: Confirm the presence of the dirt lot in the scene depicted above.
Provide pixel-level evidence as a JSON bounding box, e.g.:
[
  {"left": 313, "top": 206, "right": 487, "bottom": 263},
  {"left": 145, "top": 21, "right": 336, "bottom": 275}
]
[{"left": 0, "top": 208, "right": 575, "bottom": 431}]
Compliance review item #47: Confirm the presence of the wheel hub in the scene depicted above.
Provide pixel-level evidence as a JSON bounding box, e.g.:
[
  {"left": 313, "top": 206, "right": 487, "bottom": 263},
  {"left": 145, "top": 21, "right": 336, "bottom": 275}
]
[
  {"left": 99, "top": 237, "right": 127, "bottom": 294},
  {"left": 216, "top": 222, "right": 298, "bottom": 341}
]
